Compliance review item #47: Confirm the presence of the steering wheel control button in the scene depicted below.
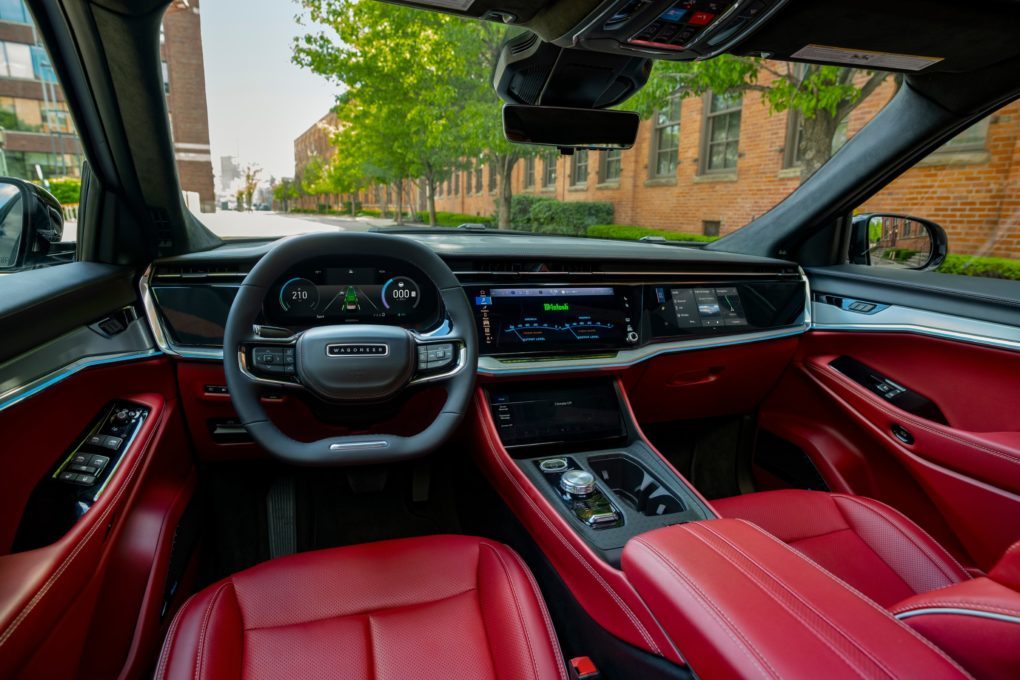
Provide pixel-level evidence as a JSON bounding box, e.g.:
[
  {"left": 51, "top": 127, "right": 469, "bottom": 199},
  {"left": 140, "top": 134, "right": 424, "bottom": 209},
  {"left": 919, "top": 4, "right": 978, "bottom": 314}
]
[
  {"left": 419, "top": 343, "right": 455, "bottom": 370},
  {"left": 560, "top": 469, "right": 597, "bottom": 497}
]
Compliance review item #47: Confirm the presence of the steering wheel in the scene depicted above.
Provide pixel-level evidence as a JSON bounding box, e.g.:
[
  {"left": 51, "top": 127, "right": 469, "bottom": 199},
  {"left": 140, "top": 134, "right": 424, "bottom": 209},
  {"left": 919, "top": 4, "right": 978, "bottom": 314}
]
[{"left": 223, "top": 232, "right": 478, "bottom": 465}]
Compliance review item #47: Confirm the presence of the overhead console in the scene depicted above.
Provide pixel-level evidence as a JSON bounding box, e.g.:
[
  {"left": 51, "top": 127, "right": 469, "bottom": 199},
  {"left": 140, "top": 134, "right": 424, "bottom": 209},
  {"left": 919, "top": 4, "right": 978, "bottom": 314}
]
[{"left": 564, "top": 0, "right": 790, "bottom": 60}]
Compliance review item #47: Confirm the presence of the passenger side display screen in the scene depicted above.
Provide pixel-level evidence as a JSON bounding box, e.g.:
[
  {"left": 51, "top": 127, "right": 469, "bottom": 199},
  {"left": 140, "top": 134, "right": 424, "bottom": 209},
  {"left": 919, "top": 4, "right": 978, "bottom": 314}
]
[
  {"left": 469, "top": 286, "right": 632, "bottom": 355},
  {"left": 665, "top": 286, "right": 747, "bottom": 328}
]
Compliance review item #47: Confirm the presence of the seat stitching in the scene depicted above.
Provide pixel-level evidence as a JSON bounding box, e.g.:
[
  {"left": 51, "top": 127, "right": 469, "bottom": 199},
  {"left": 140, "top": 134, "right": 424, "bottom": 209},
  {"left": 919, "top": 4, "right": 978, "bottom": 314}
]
[
  {"left": 241, "top": 587, "right": 479, "bottom": 631},
  {"left": 737, "top": 520, "right": 975, "bottom": 678},
  {"left": 194, "top": 582, "right": 231, "bottom": 680},
  {"left": 480, "top": 542, "right": 541, "bottom": 680},
  {"left": 696, "top": 523, "right": 895, "bottom": 679},
  {"left": 891, "top": 600, "right": 1020, "bottom": 618},
  {"left": 632, "top": 536, "right": 781, "bottom": 679},
  {"left": 155, "top": 591, "right": 191, "bottom": 680},
  {"left": 506, "top": 548, "right": 570, "bottom": 680},
  {"left": 478, "top": 405, "right": 661, "bottom": 653},
  {"left": 0, "top": 406, "right": 166, "bottom": 647},
  {"left": 834, "top": 495, "right": 966, "bottom": 586}
]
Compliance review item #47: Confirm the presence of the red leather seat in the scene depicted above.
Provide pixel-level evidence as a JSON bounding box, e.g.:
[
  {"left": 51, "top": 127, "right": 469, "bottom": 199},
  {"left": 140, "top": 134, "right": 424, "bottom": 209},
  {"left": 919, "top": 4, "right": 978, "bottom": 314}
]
[
  {"left": 714, "top": 490, "right": 1020, "bottom": 678},
  {"left": 712, "top": 489, "right": 970, "bottom": 607},
  {"left": 156, "top": 535, "right": 567, "bottom": 680}
]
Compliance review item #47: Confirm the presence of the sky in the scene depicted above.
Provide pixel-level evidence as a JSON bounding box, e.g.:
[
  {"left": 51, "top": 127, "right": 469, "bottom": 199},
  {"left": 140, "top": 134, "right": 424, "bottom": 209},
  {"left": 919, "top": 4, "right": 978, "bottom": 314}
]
[{"left": 200, "top": 0, "right": 340, "bottom": 182}]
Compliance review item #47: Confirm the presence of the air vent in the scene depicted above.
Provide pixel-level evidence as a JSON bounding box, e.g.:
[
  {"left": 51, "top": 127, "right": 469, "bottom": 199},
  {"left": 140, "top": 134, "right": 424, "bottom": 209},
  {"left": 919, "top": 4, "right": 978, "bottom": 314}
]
[
  {"left": 509, "top": 32, "right": 538, "bottom": 55},
  {"left": 153, "top": 262, "right": 250, "bottom": 283}
]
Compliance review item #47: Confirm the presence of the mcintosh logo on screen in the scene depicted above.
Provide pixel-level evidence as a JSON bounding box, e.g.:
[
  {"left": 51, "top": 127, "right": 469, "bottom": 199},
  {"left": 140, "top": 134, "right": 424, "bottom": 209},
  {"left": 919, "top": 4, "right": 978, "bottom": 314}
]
[{"left": 543, "top": 302, "right": 570, "bottom": 312}]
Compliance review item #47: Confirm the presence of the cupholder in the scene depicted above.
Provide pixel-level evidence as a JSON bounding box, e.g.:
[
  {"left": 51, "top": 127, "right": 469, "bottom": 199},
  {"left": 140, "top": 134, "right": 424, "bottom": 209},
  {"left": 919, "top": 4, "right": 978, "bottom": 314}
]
[{"left": 589, "top": 455, "right": 684, "bottom": 517}]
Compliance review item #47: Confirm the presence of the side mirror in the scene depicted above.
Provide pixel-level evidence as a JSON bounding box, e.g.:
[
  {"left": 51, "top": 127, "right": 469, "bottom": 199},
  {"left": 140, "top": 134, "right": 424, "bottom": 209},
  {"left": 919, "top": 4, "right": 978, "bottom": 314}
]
[
  {"left": 0, "top": 178, "right": 65, "bottom": 272},
  {"left": 849, "top": 213, "right": 948, "bottom": 271}
]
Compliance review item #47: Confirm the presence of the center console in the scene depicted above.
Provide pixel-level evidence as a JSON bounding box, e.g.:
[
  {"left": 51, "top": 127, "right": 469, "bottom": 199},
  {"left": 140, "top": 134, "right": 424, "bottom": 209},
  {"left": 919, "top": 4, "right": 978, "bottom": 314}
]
[{"left": 486, "top": 378, "right": 712, "bottom": 565}]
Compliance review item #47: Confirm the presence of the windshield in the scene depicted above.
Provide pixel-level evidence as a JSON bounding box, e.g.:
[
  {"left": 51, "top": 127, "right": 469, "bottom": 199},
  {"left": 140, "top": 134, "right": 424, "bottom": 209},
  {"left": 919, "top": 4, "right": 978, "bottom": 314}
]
[
  {"left": 186, "top": 1, "right": 900, "bottom": 242},
  {"left": 170, "top": 1, "right": 1016, "bottom": 280}
]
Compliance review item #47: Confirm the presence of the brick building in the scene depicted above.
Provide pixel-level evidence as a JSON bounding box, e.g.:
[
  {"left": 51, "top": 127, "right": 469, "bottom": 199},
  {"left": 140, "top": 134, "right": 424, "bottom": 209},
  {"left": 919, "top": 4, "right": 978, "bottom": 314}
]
[
  {"left": 161, "top": 0, "right": 215, "bottom": 212},
  {"left": 293, "top": 109, "right": 341, "bottom": 211},
  {"left": 419, "top": 71, "right": 1018, "bottom": 259},
  {"left": 0, "top": 0, "right": 215, "bottom": 211}
]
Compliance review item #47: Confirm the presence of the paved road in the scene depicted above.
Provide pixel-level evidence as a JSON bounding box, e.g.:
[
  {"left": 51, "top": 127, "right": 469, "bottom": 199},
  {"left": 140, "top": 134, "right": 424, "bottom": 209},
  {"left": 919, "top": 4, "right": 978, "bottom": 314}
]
[{"left": 197, "top": 211, "right": 398, "bottom": 239}]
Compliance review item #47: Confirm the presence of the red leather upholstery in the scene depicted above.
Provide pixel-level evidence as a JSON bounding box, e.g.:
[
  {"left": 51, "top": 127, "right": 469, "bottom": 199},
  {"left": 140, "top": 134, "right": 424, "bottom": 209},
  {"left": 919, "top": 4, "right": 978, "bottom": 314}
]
[
  {"left": 890, "top": 541, "right": 1020, "bottom": 680},
  {"left": 712, "top": 490, "right": 970, "bottom": 607},
  {"left": 622, "top": 519, "right": 968, "bottom": 679},
  {"left": 157, "top": 535, "right": 566, "bottom": 680}
]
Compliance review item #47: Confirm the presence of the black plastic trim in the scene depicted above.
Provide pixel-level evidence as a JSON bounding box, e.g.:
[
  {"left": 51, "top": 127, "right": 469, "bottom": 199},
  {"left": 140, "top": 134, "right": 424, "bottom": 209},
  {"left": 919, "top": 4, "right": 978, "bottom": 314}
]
[{"left": 0, "top": 262, "right": 138, "bottom": 363}]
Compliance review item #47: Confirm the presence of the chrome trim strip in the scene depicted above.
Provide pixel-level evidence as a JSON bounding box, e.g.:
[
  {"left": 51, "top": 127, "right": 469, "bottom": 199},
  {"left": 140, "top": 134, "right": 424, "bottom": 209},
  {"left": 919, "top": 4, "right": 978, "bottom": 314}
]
[
  {"left": 330, "top": 440, "right": 388, "bottom": 451},
  {"left": 895, "top": 608, "right": 1020, "bottom": 626},
  {"left": 812, "top": 300, "right": 1020, "bottom": 352},
  {"left": 477, "top": 324, "right": 808, "bottom": 376},
  {"left": 140, "top": 264, "right": 225, "bottom": 360}
]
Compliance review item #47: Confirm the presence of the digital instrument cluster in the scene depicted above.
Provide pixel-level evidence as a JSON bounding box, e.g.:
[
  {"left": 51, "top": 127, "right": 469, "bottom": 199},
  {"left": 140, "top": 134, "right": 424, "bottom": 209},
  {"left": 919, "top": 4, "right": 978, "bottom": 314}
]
[{"left": 266, "top": 259, "right": 438, "bottom": 327}]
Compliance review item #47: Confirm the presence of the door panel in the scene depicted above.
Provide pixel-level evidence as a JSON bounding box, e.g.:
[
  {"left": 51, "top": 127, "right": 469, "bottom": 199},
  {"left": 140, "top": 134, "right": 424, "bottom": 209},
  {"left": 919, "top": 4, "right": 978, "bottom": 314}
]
[
  {"left": 764, "top": 329, "right": 1020, "bottom": 570},
  {"left": 0, "top": 356, "right": 194, "bottom": 679}
]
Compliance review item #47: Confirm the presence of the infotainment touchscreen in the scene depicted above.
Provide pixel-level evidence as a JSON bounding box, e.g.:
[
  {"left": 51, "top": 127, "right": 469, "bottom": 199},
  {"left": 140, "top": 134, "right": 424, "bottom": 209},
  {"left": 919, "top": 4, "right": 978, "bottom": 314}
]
[{"left": 469, "top": 286, "right": 632, "bottom": 355}]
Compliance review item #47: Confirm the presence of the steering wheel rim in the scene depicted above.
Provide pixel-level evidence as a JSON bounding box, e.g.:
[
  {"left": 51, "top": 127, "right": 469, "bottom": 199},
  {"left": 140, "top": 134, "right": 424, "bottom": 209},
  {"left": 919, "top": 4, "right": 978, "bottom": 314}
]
[{"left": 223, "top": 232, "right": 478, "bottom": 465}]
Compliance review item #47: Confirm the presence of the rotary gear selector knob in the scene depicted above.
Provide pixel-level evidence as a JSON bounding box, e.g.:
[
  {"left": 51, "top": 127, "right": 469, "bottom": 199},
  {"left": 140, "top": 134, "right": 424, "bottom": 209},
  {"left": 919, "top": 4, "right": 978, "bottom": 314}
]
[{"left": 560, "top": 469, "right": 596, "bottom": 497}]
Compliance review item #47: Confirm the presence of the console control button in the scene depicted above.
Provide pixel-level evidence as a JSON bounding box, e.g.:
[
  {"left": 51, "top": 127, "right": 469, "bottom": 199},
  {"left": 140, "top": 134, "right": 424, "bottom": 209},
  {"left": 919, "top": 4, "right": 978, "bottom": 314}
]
[{"left": 539, "top": 458, "right": 569, "bottom": 473}]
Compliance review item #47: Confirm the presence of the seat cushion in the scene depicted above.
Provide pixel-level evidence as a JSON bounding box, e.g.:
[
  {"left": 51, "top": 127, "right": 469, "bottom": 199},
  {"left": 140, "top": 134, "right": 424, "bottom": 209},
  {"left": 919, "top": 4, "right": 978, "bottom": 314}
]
[
  {"left": 156, "top": 535, "right": 567, "bottom": 680},
  {"left": 712, "top": 490, "right": 970, "bottom": 607}
]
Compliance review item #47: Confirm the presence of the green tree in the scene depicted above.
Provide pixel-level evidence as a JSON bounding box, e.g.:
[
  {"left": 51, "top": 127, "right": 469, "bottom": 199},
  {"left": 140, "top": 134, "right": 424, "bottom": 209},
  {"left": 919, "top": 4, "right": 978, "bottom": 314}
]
[
  {"left": 241, "top": 164, "right": 262, "bottom": 211},
  {"left": 272, "top": 177, "right": 299, "bottom": 212},
  {"left": 629, "top": 56, "right": 896, "bottom": 181},
  {"left": 294, "top": 2, "right": 542, "bottom": 228}
]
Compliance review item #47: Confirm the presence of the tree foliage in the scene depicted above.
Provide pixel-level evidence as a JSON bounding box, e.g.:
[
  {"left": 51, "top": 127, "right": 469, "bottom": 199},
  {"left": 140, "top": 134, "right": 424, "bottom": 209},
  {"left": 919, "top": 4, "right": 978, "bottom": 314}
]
[
  {"left": 629, "top": 56, "right": 896, "bottom": 180},
  {"left": 293, "top": 1, "right": 537, "bottom": 227}
]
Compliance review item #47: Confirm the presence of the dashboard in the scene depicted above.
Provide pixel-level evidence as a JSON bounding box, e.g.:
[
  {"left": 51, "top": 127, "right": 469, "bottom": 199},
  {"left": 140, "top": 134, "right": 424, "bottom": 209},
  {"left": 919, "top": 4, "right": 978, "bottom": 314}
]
[{"left": 144, "top": 232, "right": 809, "bottom": 370}]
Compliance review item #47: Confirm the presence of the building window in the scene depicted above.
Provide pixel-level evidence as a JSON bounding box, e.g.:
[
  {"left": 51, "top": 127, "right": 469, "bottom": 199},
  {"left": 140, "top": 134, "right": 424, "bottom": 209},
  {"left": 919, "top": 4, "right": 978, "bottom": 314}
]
[
  {"left": 651, "top": 93, "right": 681, "bottom": 178},
  {"left": 570, "top": 150, "right": 589, "bottom": 187},
  {"left": 0, "top": 0, "right": 31, "bottom": 24},
  {"left": 465, "top": 163, "right": 473, "bottom": 195},
  {"left": 161, "top": 60, "right": 170, "bottom": 94},
  {"left": 488, "top": 163, "right": 497, "bottom": 192},
  {"left": 474, "top": 163, "right": 483, "bottom": 193},
  {"left": 0, "top": 41, "right": 34, "bottom": 79},
  {"left": 453, "top": 172, "right": 460, "bottom": 195},
  {"left": 600, "top": 149, "right": 622, "bottom": 183},
  {"left": 701, "top": 92, "right": 742, "bottom": 174},
  {"left": 940, "top": 118, "right": 990, "bottom": 152},
  {"left": 542, "top": 153, "right": 557, "bottom": 189},
  {"left": 702, "top": 220, "right": 721, "bottom": 237},
  {"left": 524, "top": 157, "right": 535, "bottom": 189},
  {"left": 784, "top": 110, "right": 851, "bottom": 169}
]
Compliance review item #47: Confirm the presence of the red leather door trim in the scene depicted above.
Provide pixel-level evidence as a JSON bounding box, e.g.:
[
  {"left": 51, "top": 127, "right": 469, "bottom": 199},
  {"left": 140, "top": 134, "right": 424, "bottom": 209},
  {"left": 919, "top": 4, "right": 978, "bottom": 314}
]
[
  {"left": 781, "top": 332, "right": 1020, "bottom": 570},
  {"left": 0, "top": 358, "right": 195, "bottom": 679}
]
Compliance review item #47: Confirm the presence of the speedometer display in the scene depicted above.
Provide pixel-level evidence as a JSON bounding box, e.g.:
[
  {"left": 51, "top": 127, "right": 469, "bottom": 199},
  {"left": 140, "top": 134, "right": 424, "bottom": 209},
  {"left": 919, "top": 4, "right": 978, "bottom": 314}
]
[
  {"left": 381, "top": 276, "right": 420, "bottom": 312},
  {"left": 266, "top": 258, "right": 436, "bottom": 328}
]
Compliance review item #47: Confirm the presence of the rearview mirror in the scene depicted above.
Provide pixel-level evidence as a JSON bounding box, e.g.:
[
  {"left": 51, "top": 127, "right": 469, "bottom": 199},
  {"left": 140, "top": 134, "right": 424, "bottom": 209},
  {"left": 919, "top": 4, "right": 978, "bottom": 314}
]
[
  {"left": 503, "top": 105, "right": 639, "bottom": 150},
  {"left": 849, "top": 213, "right": 948, "bottom": 271},
  {"left": 0, "top": 178, "right": 65, "bottom": 272}
]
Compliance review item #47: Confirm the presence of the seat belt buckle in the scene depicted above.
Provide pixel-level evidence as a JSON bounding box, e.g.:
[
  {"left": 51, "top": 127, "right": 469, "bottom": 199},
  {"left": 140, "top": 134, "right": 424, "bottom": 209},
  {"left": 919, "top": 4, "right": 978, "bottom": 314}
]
[{"left": 570, "top": 656, "right": 600, "bottom": 680}]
